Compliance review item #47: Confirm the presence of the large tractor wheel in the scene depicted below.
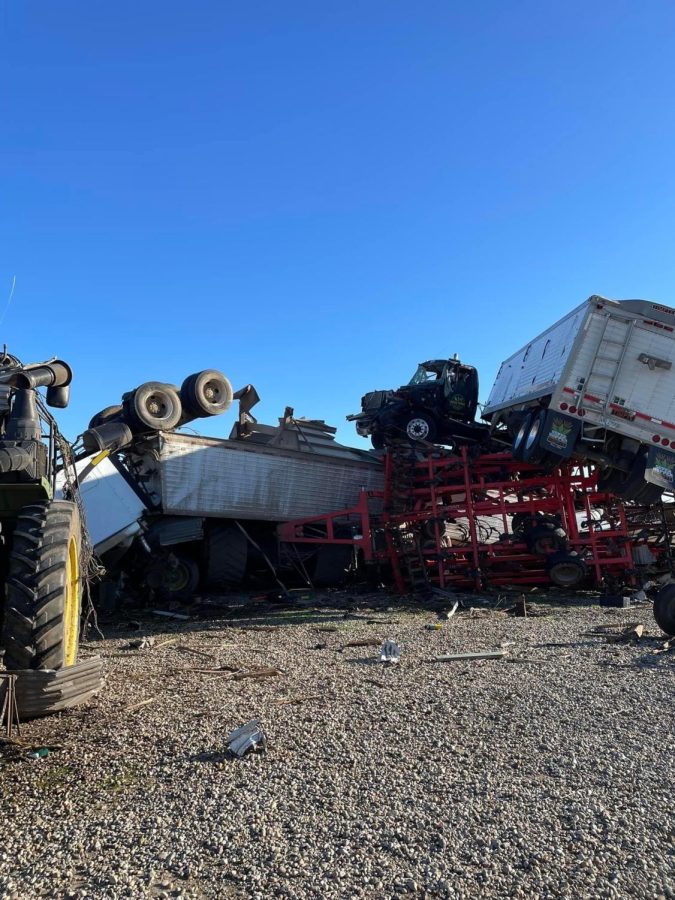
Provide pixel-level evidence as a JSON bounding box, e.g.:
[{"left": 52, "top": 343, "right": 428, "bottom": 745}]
[
  {"left": 1, "top": 500, "right": 82, "bottom": 670},
  {"left": 203, "top": 521, "right": 248, "bottom": 588}
]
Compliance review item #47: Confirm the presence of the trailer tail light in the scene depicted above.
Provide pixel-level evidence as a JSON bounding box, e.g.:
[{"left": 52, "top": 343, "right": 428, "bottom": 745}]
[
  {"left": 569, "top": 406, "right": 577, "bottom": 414},
  {"left": 653, "top": 434, "right": 661, "bottom": 442},
  {"left": 662, "top": 438, "right": 670, "bottom": 445},
  {"left": 560, "top": 402, "right": 568, "bottom": 411}
]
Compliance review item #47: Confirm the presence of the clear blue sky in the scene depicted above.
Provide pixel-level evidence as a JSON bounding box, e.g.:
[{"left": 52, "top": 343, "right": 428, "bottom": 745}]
[{"left": 2, "top": 1, "right": 675, "bottom": 446}]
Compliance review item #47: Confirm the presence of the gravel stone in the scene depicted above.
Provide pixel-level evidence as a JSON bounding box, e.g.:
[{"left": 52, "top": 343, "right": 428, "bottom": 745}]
[{"left": 0, "top": 596, "right": 673, "bottom": 898}]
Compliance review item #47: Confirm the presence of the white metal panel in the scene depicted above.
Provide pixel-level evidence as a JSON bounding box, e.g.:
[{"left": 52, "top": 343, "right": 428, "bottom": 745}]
[
  {"left": 58, "top": 457, "right": 146, "bottom": 550},
  {"left": 614, "top": 325, "right": 675, "bottom": 422},
  {"left": 156, "top": 434, "right": 384, "bottom": 521},
  {"left": 484, "top": 301, "right": 588, "bottom": 413}
]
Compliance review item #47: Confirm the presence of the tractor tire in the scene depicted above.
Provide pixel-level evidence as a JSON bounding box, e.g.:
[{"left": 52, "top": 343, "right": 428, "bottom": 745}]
[
  {"left": 203, "top": 522, "right": 248, "bottom": 588},
  {"left": 312, "top": 545, "right": 353, "bottom": 587},
  {"left": 1, "top": 500, "right": 82, "bottom": 670},
  {"left": 124, "top": 382, "right": 183, "bottom": 432},
  {"left": 404, "top": 413, "right": 437, "bottom": 443},
  {"left": 181, "top": 370, "right": 233, "bottom": 418},
  {"left": 512, "top": 412, "right": 533, "bottom": 462},
  {"left": 653, "top": 583, "right": 675, "bottom": 636},
  {"left": 88, "top": 404, "right": 124, "bottom": 429}
]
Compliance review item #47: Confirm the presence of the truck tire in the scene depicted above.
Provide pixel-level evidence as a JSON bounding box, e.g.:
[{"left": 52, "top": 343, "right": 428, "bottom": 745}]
[
  {"left": 145, "top": 554, "right": 199, "bottom": 601},
  {"left": 512, "top": 412, "right": 533, "bottom": 461},
  {"left": 526, "top": 523, "right": 568, "bottom": 555},
  {"left": 203, "top": 522, "right": 248, "bottom": 588},
  {"left": 181, "top": 370, "right": 233, "bottom": 418},
  {"left": 1, "top": 500, "right": 82, "bottom": 670},
  {"left": 522, "top": 410, "right": 547, "bottom": 464},
  {"left": 88, "top": 404, "right": 124, "bottom": 429},
  {"left": 545, "top": 551, "right": 587, "bottom": 588},
  {"left": 312, "top": 545, "right": 353, "bottom": 586},
  {"left": 124, "top": 382, "right": 183, "bottom": 432},
  {"left": 600, "top": 450, "right": 663, "bottom": 503},
  {"left": 653, "top": 583, "right": 675, "bottom": 636},
  {"left": 404, "top": 413, "right": 436, "bottom": 443}
]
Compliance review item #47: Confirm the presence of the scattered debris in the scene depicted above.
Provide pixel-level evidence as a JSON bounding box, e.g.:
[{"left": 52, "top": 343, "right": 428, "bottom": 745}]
[
  {"left": 271, "top": 694, "right": 323, "bottom": 707},
  {"left": 151, "top": 610, "right": 191, "bottom": 621},
  {"left": 433, "top": 649, "right": 507, "bottom": 662},
  {"left": 232, "top": 667, "right": 283, "bottom": 681},
  {"left": 310, "top": 643, "right": 328, "bottom": 650},
  {"left": 425, "top": 623, "right": 443, "bottom": 631},
  {"left": 444, "top": 601, "right": 459, "bottom": 620},
  {"left": 599, "top": 595, "right": 632, "bottom": 609},
  {"left": 605, "top": 623, "right": 645, "bottom": 644},
  {"left": 126, "top": 636, "right": 155, "bottom": 651},
  {"left": 380, "top": 639, "right": 401, "bottom": 665},
  {"left": 652, "top": 637, "right": 675, "bottom": 655},
  {"left": 174, "top": 645, "right": 215, "bottom": 661},
  {"left": 123, "top": 697, "right": 156, "bottom": 713},
  {"left": 364, "top": 678, "right": 386, "bottom": 688},
  {"left": 27, "top": 747, "right": 49, "bottom": 760},
  {"left": 227, "top": 718, "right": 267, "bottom": 757},
  {"left": 341, "top": 639, "right": 381, "bottom": 651},
  {"left": 0, "top": 674, "right": 20, "bottom": 738}
]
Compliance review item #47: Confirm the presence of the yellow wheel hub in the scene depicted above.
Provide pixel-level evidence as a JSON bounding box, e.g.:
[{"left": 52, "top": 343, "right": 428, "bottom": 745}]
[{"left": 63, "top": 536, "right": 81, "bottom": 666}]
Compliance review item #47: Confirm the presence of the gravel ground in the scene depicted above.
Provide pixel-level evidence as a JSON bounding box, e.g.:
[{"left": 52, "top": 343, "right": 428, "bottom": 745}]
[{"left": 1, "top": 593, "right": 673, "bottom": 900}]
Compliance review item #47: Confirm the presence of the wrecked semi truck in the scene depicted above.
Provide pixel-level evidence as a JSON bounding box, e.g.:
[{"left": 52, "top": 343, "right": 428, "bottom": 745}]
[
  {"left": 482, "top": 296, "right": 675, "bottom": 503},
  {"left": 76, "top": 375, "right": 384, "bottom": 600}
]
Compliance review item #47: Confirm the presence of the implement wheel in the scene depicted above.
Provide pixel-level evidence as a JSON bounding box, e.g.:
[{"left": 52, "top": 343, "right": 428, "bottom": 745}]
[{"left": 1, "top": 500, "right": 82, "bottom": 670}]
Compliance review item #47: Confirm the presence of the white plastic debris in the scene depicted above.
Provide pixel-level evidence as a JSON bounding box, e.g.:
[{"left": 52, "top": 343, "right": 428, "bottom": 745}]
[
  {"left": 380, "top": 639, "right": 401, "bottom": 665},
  {"left": 226, "top": 718, "right": 267, "bottom": 757}
]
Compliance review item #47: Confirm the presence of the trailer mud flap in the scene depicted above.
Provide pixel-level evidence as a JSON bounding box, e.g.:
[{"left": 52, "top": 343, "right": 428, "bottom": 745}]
[
  {"left": 645, "top": 446, "right": 675, "bottom": 489},
  {"left": 540, "top": 411, "right": 580, "bottom": 459}
]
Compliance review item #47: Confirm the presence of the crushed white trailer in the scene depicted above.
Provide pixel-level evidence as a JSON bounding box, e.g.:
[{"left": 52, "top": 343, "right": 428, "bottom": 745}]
[{"left": 482, "top": 295, "right": 675, "bottom": 501}]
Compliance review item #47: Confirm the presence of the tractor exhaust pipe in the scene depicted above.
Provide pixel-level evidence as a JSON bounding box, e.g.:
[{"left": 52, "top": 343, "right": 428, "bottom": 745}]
[
  {"left": 5, "top": 389, "right": 41, "bottom": 441},
  {"left": 13, "top": 360, "right": 72, "bottom": 391}
]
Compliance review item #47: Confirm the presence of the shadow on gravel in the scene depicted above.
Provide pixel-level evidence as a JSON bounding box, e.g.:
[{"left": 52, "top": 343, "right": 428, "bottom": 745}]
[{"left": 188, "top": 749, "right": 230, "bottom": 764}]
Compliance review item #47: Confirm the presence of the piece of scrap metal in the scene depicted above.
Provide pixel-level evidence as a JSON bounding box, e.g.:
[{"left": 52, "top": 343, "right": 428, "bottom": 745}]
[
  {"left": 227, "top": 718, "right": 267, "bottom": 757},
  {"left": 380, "top": 639, "right": 401, "bottom": 664}
]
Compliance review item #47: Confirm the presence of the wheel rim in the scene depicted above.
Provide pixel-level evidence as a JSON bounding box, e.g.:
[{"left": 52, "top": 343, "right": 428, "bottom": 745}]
[
  {"left": 407, "top": 418, "right": 430, "bottom": 440},
  {"left": 145, "top": 392, "right": 171, "bottom": 419},
  {"left": 203, "top": 379, "right": 223, "bottom": 404},
  {"left": 63, "top": 536, "right": 80, "bottom": 666},
  {"left": 164, "top": 561, "right": 192, "bottom": 593}
]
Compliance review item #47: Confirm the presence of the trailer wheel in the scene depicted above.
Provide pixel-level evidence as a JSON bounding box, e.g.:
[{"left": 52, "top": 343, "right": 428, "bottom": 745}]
[
  {"left": 146, "top": 554, "right": 199, "bottom": 601},
  {"left": 600, "top": 450, "right": 663, "bottom": 503},
  {"left": 1, "top": 500, "right": 82, "bottom": 670},
  {"left": 181, "top": 370, "right": 233, "bottom": 418},
  {"left": 522, "top": 410, "right": 547, "bottom": 463},
  {"left": 653, "top": 583, "right": 675, "bottom": 636},
  {"left": 312, "top": 545, "right": 352, "bottom": 587},
  {"left": 88, "top": 404, "right": 124, "bottom": 429},
  {"left": 405, "top": 414, "right": 436, "bottom": 443},
  {"left": 546, "top": 551, "right": 587, "bottom": 588},
  {"left": 203, "top": 522, "right": 248, "bottom": 588},
  {"left": 124, "top": 382, "right": 183, "bottom": 432},
  {"left": 512, "top": 412, "right": 533, "bottom": 461}
]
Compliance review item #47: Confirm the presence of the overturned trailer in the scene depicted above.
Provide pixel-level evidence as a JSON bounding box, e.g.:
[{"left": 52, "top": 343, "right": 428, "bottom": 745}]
[{"left": 77, "top": 410, "right": 384, "bottom": 598}]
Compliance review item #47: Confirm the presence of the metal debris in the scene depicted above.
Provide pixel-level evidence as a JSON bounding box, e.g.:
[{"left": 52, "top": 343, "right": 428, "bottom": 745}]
[
  {"left": 433, "top": 649, "right": 507, "bottom": 662},
  {"left": 380, "top": 639, "right": 401, "bottom": 664},
  {"left": 0, "top": 673, "right": 20, "bottom": 738},
  {"left": 227, "top": 718, "right": 267, "bottom": 757}
]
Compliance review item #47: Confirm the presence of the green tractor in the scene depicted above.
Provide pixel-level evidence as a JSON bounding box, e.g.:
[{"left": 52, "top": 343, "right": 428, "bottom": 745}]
[{"left": 0, "top": 351, "right": 84, "bottom": 673}]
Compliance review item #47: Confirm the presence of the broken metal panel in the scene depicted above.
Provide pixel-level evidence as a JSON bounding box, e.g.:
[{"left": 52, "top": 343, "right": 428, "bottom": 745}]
[
  {"left": 227, "top": 718, "right": 266, "bottom": 757},
  {"left": 152, "top": 433, "right": 384, "bottom": 522},
  {"left": 147, "top": 515, "right": 204, "bottom": 546}
]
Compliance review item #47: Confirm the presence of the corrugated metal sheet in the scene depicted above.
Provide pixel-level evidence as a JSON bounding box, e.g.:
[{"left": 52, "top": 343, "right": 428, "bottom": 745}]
[{"left": 154, "top": 433, "right": 384, "bottom": 521}]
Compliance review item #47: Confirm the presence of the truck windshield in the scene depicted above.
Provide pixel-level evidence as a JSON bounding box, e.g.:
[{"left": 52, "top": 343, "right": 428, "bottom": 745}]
[{"left": 408, "top": 365, "right": 440, "bottom": 385}]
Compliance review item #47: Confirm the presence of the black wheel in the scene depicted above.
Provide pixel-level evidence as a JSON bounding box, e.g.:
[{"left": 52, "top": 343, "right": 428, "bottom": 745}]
[
  {"left": 88, "top": 404, "right": 124, "bottom": 429},
  {"left": 522, "top": 410, "right": 547, "bottom": 464},
  {"left": 601, "top": 450, "right": 662, "bottom": 502},
  {"left": 124, "top": 382, "right": 183, "bottom": 432},
  {"left": 545, "top": 551, "right": 587, "bottom": 588},
  {"left": 181, "top": 370, "right": 233, "bottom": 418},
  {"left": 145, "top": 554, "right": 199, "bottom": 601},
  {"left": 1, "top": 501, "right": 82, "bottom": 670},
  {"left": 371, "top": 432, "right": 385, "bottom": 450},
  {"left": 312, "top": 545, "right": 353, "bottom": 586},
  {"left": 653, "top": 583, "right": 675, "bottom": 636},
  {"left": 203, "top": 522, "right": 248, "bottom": 588},
  {"left": 512, "top": 412, "right": 533, "bottom": 461},
  {"left": 404, "top": 413, "right": 436, "bottom": 443},
  {"left": 526, "top": 523, "right": 568, "bottom": 555}
]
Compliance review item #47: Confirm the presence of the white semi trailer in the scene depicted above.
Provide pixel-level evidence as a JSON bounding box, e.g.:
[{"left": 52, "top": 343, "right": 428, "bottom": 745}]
[{"left": 482, "top": 295, "right": 675, "bottom": 503}]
